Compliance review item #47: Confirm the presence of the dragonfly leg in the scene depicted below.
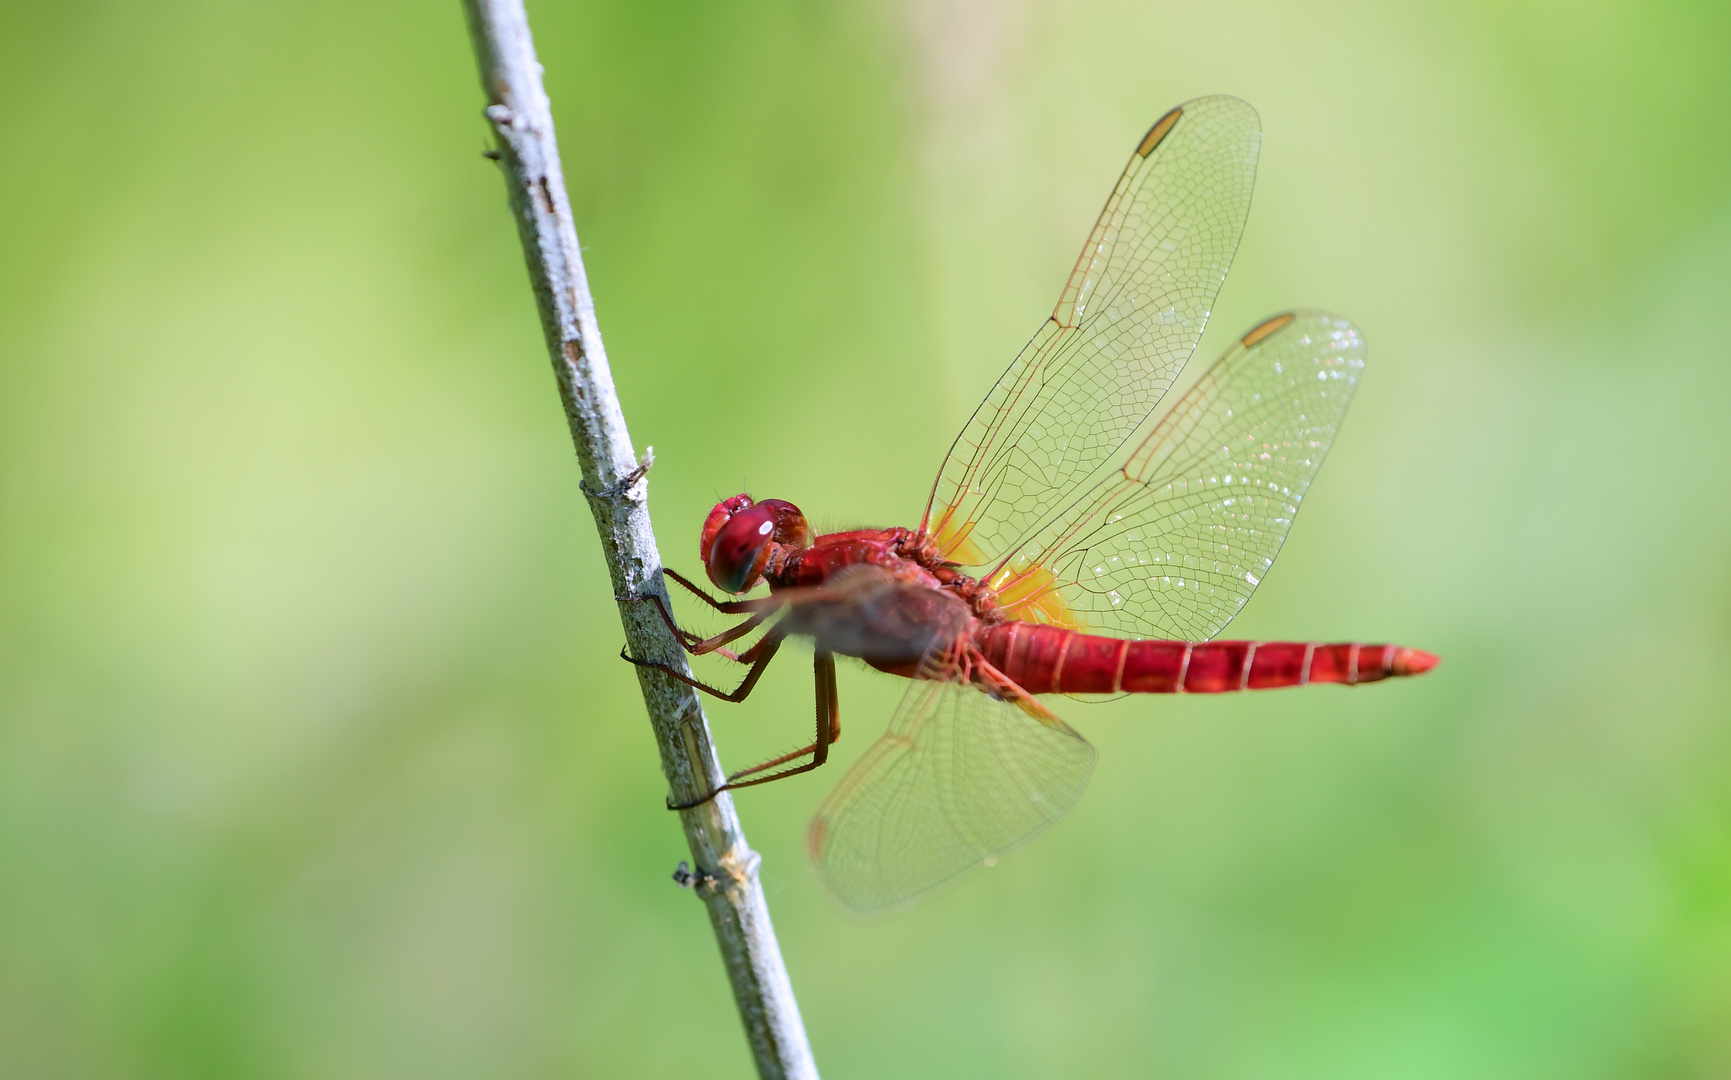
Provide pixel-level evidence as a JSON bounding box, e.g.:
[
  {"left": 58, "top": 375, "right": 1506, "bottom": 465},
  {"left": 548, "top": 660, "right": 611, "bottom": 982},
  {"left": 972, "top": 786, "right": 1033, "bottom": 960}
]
[
  {"left": 617, "top": 591, "right": 705, "bottom": 650},
  {"left": 620, "top": 591, "right": 769, "bottom": 658},
  {"left": 622, "top": 633, "right": 782, "bottom": 703},
  {"left": 664, "top": 568, "right": 768, "bottom": 615},
  {"left": 668, "top": 650, "right": 841, "bottom": 810}
]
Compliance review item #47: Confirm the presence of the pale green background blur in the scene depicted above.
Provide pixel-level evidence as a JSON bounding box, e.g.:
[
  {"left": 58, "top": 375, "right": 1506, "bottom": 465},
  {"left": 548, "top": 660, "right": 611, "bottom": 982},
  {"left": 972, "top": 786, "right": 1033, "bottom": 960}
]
[{"left": 3, "top": 0, "right": 1729, "bottom": 1077}]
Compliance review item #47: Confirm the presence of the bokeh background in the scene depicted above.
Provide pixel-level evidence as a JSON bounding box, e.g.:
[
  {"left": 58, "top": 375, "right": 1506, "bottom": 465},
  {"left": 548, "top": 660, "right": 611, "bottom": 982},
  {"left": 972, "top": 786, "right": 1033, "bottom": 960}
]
[{"left": 4, "top": 0, "right": 1730, "bottom": 1076}]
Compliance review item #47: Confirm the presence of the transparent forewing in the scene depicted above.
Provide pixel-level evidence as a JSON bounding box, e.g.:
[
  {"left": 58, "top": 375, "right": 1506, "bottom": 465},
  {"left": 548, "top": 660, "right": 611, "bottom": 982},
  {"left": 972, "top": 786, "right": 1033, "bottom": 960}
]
[
  {"left": 807, "top": 673, "right": 1097, "bottom": 913},
  {"left": 992, "top": 312, "right": 1365, "bottom": 640},
  {"left": 923, "top": 96, "right": 1262, "bottom": 570}
]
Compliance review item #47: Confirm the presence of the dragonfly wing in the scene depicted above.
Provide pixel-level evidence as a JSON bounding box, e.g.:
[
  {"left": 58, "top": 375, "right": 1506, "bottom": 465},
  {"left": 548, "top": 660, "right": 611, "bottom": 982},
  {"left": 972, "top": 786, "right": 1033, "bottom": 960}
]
[
  {"left": 923, "top": 96, "right": 1262, "bottom": 571},
  {"left": 779, "top": 567, "right": 977, "bottom": 666},
  {"left": 807, "top": 669, "right": 1097, "bottom": 914},
  {"left": 996, "top": 311, "right": 1366, "bottom": 640}
]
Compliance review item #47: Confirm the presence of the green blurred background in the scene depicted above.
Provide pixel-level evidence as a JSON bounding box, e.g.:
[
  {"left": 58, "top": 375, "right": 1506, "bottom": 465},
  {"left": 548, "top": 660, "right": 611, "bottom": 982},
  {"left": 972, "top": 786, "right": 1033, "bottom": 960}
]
[{"left": 3, "top": 0, "right": 1730, "bottom": 1076}]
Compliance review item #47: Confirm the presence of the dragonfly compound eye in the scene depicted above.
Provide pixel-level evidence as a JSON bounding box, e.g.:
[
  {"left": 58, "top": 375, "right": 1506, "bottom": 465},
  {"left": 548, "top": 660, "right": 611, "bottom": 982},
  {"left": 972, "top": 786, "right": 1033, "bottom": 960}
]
[
  {"left": 706, "top": 502, "right": 778, "bottom": 593},
  {"left": 753, "top": 498, "right": 810, "bottom": 549},
  {"left": 699, "top": 494, "right": 756, "bottom": 567}
]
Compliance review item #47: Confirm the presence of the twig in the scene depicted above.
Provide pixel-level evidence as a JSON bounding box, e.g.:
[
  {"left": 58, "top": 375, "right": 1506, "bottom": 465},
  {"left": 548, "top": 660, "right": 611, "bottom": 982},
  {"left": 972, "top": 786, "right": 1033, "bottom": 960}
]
[{"left": 459, "top": 3, "right": 819, "bottom": 1077}]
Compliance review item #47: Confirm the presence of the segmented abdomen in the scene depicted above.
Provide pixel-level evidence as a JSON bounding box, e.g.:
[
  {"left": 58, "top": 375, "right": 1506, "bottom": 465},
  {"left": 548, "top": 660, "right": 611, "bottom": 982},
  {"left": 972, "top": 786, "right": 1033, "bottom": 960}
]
[{"left": 975, "top": 622, "right": 1437, "bottom": 694}]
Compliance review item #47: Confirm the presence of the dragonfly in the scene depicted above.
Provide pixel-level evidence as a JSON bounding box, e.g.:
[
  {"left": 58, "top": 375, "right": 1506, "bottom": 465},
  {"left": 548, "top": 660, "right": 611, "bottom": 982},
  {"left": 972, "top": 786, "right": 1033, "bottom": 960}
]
[{"left": 626, "top": 95, "right": 1437, "bottom": 913}]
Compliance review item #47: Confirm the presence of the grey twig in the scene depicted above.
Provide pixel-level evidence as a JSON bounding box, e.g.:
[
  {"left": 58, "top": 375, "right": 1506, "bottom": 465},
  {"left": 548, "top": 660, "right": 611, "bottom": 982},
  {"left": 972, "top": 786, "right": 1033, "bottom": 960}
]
[{"left": 459, "top": 3, "right": 818, "bottom": 1077}]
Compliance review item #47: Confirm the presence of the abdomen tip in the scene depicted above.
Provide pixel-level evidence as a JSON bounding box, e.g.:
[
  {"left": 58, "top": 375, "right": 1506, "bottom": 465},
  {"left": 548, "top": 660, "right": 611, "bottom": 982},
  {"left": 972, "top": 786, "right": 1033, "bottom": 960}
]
[{"left": 1393, "top": 648, "right": 1440, "bottom": 676}]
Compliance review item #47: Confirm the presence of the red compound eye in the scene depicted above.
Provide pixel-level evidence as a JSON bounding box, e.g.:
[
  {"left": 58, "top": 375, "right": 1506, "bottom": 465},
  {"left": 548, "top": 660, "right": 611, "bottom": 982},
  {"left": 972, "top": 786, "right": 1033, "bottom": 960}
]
[
  {"left": 697, "top": 494, "right": 809, "bottom": 594},
  {"left": 700, "top": 494, "right": 755, "bottom": 567},
  {"left": 705, "top": 502, "right": 777, "bottom": 593}
]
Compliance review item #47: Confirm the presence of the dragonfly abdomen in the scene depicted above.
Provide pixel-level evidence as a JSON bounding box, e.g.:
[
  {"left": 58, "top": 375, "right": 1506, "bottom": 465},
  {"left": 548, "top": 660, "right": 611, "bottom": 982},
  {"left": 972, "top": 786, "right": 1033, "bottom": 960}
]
[{"left": 977, "top": 622, "right": 1438, "bottom": 694}]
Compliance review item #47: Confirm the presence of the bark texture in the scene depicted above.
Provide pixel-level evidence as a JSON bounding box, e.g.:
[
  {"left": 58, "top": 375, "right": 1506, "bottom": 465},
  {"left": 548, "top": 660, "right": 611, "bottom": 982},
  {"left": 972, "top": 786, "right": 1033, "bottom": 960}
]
[{"left": 460, "top": 3, "right": 818, "bottom": 1076}]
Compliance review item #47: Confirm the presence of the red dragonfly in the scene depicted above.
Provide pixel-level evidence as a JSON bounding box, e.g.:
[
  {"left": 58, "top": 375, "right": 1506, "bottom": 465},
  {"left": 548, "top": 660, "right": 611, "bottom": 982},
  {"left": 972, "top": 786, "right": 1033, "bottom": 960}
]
[{"left": 628, "top": 95, "right": 1437, "bottom": 913}]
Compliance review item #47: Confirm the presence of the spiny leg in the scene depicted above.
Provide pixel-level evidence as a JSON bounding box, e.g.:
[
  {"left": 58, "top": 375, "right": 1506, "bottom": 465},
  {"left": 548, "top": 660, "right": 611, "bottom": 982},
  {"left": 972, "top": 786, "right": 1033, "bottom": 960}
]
[
  {"left": 668, "top": 650, "right": 842, "bottom": 811},
  {"left": 622, "top": 633, "right": 782, "bottom": 702},
  {"left": 664, "top": 568, "right": 768, "bottom": 615},
  {"left": 728, "top": 650, "right": 842, "bottom": 781},
  {"left": 620, "top": 590, "right": 769, "bottom": 658}
]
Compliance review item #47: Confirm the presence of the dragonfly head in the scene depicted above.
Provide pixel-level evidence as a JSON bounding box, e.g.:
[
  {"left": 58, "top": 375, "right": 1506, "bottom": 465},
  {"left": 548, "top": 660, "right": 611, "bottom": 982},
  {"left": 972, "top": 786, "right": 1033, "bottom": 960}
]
[{"left": 700, "top": 494, "right": 810, "bottom": 593}]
